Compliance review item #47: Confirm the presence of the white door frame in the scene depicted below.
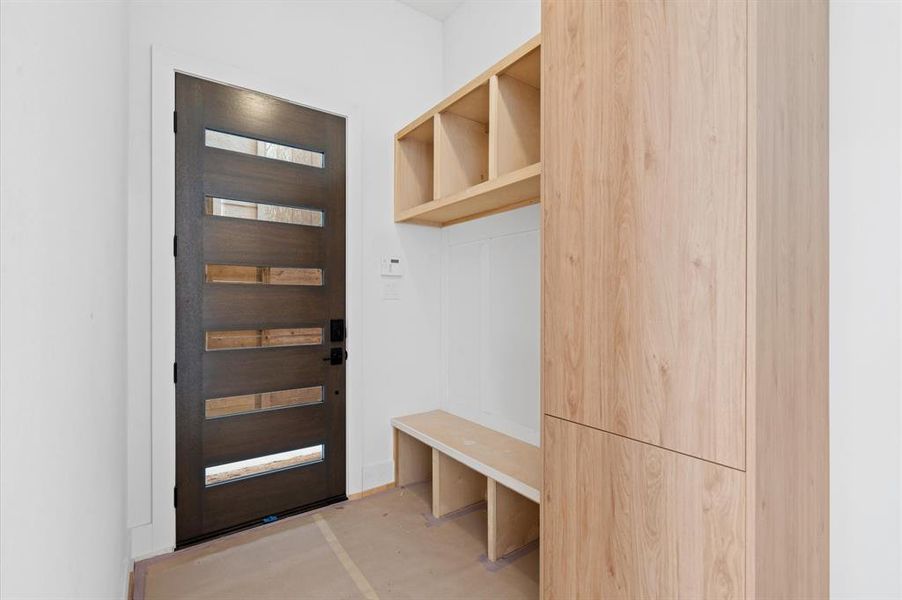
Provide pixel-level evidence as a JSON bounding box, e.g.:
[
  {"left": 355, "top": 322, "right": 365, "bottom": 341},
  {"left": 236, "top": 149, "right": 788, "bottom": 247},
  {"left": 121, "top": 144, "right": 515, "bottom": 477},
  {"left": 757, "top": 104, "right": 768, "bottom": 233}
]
[{"left": 135, "top": 45, "right": 364, "bottom": 558}]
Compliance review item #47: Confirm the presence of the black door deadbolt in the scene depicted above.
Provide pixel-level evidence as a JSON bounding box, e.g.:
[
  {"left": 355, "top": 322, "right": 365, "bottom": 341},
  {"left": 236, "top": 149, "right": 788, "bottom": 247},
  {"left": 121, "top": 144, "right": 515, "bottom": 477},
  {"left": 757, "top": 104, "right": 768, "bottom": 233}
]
[{"left": 330, "top": 319, "right": 345, "bottom": 343}]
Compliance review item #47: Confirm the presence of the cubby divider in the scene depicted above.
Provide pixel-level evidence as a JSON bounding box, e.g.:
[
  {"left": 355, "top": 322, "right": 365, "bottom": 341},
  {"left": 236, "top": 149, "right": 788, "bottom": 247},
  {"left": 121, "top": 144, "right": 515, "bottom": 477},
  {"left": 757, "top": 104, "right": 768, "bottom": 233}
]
[{"left": 394, "top": 35, "right": 541, "bottom": 227}]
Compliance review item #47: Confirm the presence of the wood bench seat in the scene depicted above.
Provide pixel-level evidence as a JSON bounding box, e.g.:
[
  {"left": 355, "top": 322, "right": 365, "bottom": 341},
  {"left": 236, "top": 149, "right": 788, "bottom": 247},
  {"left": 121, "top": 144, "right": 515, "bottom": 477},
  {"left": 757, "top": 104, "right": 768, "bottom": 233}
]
[{"left": 391, "top": 410, "right": 540, "bottom": 561}]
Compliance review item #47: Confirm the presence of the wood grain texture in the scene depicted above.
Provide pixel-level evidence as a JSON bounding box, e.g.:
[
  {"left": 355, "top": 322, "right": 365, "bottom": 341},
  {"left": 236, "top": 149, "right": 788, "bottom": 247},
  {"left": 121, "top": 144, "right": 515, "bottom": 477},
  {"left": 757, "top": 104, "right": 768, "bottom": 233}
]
[
  {"left": 201, "top": 461, "right": 332, "bottom": 535},
  {"left": 204, "top": 265, "right": 322, "bottom": 286},
  {"left": 202, "top": 402, "right": 326, "bottom": 466},
  {"left": 392, "top": 410, "right": 540, "bottom": 501},
  {"left": 347, "top": 481, "right": 396, "bottom": 501},
  {"left": 542, "top": 0, "right": 747, "bottom": 469},
  {"left": 203, "top": 218, "right": 326, "bottom": 269},
  {"left": 443, "top": 83, "right": 490, "bottom": 125},
  {"left": 176, "top": 74, "right": 347, "bottom": 544},
  {"left": 203, "top": 148, "right": 330, "bottom": 210},
  {"left": 202, "top": 284, "right": 329, "bottom": 330},
  {"left": 205, "top": 327, "right": 322, "bottom": 351},
  {"left": 747, "top": 0, "right": 830, "bottom": 596},
  {"left": 543, "top": 416, "right": 745, "bottom": 600},
  {"left": 396, "top": 162, "right": 540, "bottom": 227},
  {"left": 487, "top": 479, "right": 539, "bottom": 562},
  {"left": 394, "top": 119, "right": 434, "bottom": 213},
  {"left": 489, "top": 74, "right": 540, "bottom": 179},
  {"left": 396, "top": 35, "right": 540, "bottom": 140},
  {"left": 501, "top": 46, "right": 540, "bottom": 89},
  {"left": 432, "top": 449, "right": 486, "bottom": 518},
  {"left": 394, "top": 36, "right": 541, "bottom": 227},
  {"left": 434, "top": 111, "right": 488, "bottom": 199},
  {"left": 205, "top": 386, "right": 323, "bottom": 419},
  {"left": 393, "top": 429, "right": 432, "bottom": 487},
  {"left": 540, "top": 0, "right": 828, "bottom": 594},
  {"left": 202, "top": 345, "right": 326, "bottom": 400}
]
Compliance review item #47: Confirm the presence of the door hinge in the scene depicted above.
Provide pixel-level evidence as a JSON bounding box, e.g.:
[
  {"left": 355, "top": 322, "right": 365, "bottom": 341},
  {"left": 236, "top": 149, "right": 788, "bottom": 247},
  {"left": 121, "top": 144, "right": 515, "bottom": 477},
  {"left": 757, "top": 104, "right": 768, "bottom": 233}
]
[
  {"left": 173, "top": 362, "right": 178, "bottom": 384},
  {"left": 173, "top": 234, "right": 178, "bottom": 257},
  {"left": 173, "top": 110, "right": 178, "bottom": 134},
  {"left": 173, "top": 486, "right": 178, "bottom": 509}
]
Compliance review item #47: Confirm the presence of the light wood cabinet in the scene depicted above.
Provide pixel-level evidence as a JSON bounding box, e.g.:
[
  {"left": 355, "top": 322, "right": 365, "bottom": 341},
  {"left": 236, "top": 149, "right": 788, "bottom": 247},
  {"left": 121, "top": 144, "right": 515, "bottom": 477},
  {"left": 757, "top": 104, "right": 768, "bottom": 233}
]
[
  {"left": 542, "top": 0, "right": 747, "bottom": 471},
  {"left": 544, "top": 416, "right": 745, "bottom": 598},
  {"left": 541, "top": 0, "right": 828, "bottom": 597}
]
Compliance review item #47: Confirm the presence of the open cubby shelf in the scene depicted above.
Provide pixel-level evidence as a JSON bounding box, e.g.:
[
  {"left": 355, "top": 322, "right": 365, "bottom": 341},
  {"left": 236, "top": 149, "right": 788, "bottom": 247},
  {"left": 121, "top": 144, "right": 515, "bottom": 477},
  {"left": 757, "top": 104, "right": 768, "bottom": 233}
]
[{"left": 395, "top": 35, "right": 541, "bottom": 227}]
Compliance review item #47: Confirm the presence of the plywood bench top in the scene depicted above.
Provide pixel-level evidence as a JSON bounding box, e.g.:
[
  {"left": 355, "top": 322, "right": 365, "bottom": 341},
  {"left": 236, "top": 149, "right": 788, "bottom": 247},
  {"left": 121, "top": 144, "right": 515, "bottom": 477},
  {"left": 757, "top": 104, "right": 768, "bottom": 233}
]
[{"left": 391, "top": 410, "right": 540, "bottom": 503}]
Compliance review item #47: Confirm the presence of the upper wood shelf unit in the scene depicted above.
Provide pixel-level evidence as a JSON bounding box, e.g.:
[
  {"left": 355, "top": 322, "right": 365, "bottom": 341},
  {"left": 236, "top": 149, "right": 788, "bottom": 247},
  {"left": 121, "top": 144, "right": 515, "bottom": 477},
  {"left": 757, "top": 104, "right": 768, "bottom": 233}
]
[{"left": 395, "top": 35, "right": 540, "bottom": 226}]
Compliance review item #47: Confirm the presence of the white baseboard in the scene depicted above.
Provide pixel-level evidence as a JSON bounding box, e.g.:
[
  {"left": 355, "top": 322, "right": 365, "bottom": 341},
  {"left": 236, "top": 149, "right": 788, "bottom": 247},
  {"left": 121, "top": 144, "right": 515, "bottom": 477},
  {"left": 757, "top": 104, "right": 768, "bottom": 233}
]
[
  {"left": 362, "top": 460, "right": 395, "bottom": 491},
  {"left": 129, "top": 522, "right": 171, "bottom": 562}
]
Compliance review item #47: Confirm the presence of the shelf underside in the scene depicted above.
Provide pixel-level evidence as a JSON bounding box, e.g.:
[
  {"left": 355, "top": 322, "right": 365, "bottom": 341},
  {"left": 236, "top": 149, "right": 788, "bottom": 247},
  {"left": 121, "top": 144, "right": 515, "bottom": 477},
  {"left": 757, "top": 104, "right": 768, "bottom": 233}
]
[{"left": 396, "top": 162, "right": 540, "bottom": 227}]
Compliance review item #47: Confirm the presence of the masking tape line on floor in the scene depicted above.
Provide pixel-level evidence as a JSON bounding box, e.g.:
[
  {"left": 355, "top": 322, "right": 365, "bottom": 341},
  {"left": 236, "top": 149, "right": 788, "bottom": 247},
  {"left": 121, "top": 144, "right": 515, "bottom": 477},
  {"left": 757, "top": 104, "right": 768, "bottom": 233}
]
[{"left": 313, "top": 513, "right": 380, "bottom": 600}]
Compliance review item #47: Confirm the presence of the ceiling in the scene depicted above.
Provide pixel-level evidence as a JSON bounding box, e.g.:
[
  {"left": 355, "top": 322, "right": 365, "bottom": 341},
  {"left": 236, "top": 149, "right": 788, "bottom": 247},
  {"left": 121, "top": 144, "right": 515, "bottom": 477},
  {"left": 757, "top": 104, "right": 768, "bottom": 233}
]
[{"left": 398, "top": 0, "right": 464, "bottom": 21}]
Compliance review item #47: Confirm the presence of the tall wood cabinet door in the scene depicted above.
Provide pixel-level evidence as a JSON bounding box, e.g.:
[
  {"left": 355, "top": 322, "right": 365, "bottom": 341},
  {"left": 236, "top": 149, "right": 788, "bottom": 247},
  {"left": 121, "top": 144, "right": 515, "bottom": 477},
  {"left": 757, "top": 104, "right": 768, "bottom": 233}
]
[
  {"left": 542, "top": 0, "right": 748, "bottom": 468},
  {"left": 543, "top": 416, "right": 745, "bottom": 599}
]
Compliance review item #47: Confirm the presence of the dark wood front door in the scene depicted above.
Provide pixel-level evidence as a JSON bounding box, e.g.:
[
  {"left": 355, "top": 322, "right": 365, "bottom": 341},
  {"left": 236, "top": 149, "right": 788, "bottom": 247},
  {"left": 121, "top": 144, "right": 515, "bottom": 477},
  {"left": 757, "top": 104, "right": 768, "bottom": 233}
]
[{"left": 175, "top": 74, "right": 346, "bottom": 546}]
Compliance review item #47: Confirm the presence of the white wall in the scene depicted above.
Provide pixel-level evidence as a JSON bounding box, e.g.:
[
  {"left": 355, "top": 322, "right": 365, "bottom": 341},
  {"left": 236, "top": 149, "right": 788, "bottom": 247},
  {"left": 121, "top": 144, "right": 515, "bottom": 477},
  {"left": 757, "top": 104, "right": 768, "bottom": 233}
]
[
  {"left": 127, "top": 0, "right": 444, "bottom": 557},
  {"left": 439, "top": 0, "right": 542, "bottom": 444},
  {"left": 0, "top": 1, "right": 130, "bottom": 597},
  {"left": 442, "top": 0, "right": 540, "bottom": 94},
  {"left": 441, "top": 206, "right": 541, "bottom": 444},
  {"left": 830, "top": 2, "right": 902, "bottom": 596}
]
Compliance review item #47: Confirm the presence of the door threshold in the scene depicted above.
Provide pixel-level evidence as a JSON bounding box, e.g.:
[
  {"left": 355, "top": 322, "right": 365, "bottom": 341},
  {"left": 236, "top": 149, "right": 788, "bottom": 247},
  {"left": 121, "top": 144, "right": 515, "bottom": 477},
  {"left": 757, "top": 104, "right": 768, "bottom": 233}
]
[{"left": 176, "top": 493, "right": 348, "bottom": 550}]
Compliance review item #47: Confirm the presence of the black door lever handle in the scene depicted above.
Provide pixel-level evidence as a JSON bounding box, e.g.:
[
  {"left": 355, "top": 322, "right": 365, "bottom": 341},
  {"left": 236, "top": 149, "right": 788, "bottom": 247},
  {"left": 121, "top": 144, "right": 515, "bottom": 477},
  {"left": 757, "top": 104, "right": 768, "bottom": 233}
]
[{"left": 323, "top": 347, "right": 344, "bottom": 365}]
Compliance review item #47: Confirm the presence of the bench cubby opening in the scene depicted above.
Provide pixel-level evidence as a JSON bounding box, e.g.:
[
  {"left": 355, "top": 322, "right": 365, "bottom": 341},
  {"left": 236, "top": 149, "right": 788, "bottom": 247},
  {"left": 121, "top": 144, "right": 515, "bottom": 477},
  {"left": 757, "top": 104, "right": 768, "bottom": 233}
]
[
  {"left": 392, "top": 410, "right": 540, "bottom": 562},
  {"left": 432, "top": 450, "right": 486, "bottom": 518},
  {"left": 487, "top": 479, "right": 540, "bottom": 562},
  {"left": 393, "top": 427, "right": 432, "bottom": 487}
]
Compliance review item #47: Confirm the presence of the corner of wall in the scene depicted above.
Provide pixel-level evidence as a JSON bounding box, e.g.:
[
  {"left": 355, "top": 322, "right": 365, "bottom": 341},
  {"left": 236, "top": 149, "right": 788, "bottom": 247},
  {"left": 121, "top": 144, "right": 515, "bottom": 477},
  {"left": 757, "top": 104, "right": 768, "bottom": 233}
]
[{"left": 435, "top": 0, "right": 542, "bottom": 447}]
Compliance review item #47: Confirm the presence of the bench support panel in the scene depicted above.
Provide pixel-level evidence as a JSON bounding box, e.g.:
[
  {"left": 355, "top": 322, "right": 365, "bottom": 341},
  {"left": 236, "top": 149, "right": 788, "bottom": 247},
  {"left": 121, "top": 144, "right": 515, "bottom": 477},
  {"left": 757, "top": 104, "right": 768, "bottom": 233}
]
[
  {"left": 394, "top": 429, "right": 432, "bottom": 487},
  {"left": 432, "top": 449, "right": 486, "bottom": 517},
  {"left": 487, "top": 478, "right": 539, "bottom": 561}
]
